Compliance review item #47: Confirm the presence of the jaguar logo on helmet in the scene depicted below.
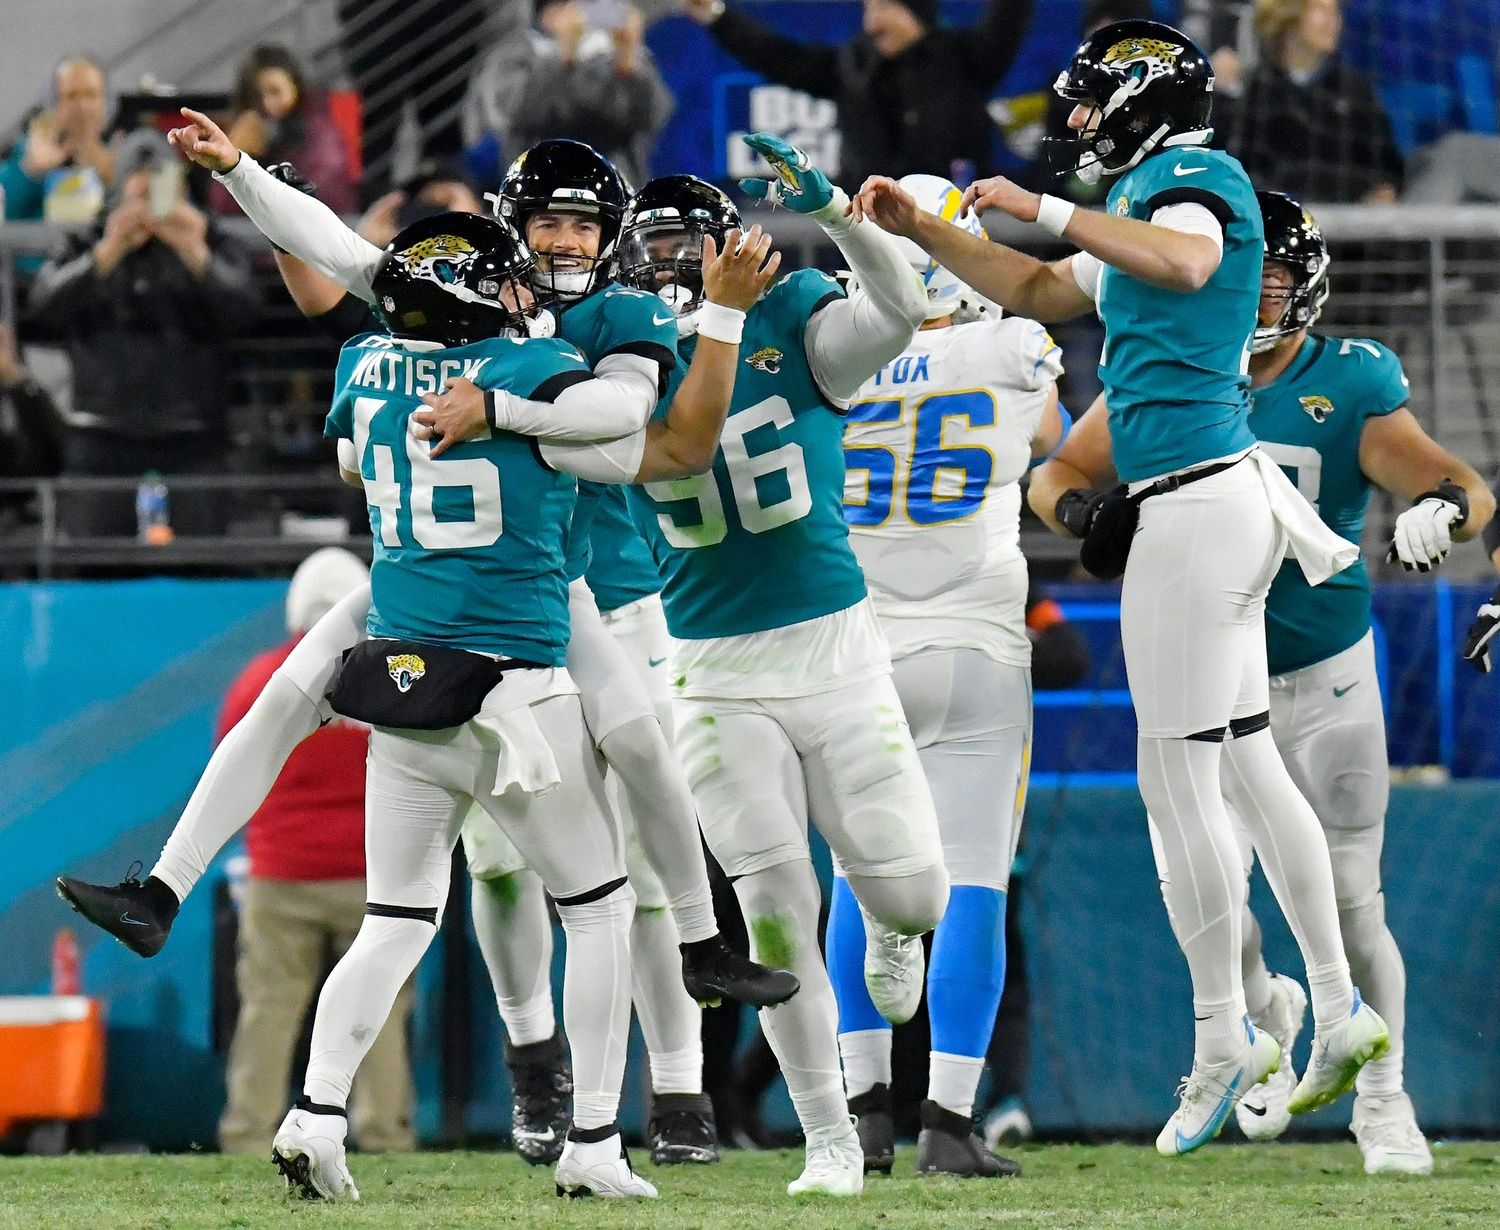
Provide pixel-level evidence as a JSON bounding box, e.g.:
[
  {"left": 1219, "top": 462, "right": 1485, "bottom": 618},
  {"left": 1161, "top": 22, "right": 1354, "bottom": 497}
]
[
  {"left": 399, "top": 235, "right": 478, "bottom": 285},
  {"left": 746, "top": 347, "right": 783, "bottom": 374},
  {"left": 387, "top": 653, "right": 427, "bottom": 693},
  {"left": 1102, "top": 37, "right": 1182, "bottom": 68},
  {"left": 1299, "top": 395, "right": 1335, "bottom": 424}
]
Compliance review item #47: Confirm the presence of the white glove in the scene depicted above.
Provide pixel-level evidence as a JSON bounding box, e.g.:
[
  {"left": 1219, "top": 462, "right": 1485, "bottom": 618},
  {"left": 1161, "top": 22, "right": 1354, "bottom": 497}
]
[{"left": 1388, "top": 489, "right": 1465, "bottom": 572}]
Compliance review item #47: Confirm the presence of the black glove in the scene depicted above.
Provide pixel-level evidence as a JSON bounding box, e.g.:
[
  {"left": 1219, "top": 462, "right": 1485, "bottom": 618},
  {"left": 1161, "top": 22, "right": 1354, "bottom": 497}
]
[
  {"left": 1054, "top": 488, "right": 1103, "bottom": 539},
  {"left": 1461, "top": 581, "right": 1500, "bottom": 674},
  {"left": 265, "top": 162, "right": 317, "bottom": 196}
]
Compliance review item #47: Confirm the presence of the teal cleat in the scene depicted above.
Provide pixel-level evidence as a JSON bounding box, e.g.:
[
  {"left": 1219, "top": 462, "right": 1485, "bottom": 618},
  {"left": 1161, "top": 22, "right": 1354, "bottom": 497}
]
[
  {"left": 739, "top": 134, "right": 836, "bottom": 214},
  {"left": 1156, "top": 1021, "right": 1281, "bottom": 1157}
]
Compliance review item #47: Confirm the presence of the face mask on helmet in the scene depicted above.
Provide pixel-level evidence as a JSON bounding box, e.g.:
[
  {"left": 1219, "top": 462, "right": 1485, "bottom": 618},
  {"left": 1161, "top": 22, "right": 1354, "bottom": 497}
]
[
  {"left": 1043, "top": 20, "right": 1214, "bottom": 185},
  {"left": 1252, "top": 191, "right": 1330, "bottom": 353},
  {"left": 616, "top": 176, "right": 743, "bottom": 336},
  {"left": 371, "top": 212, "right": 553, "bottom": 347},
  {"left": 495, "top": 140, "right": 629, "bottom": 302}
]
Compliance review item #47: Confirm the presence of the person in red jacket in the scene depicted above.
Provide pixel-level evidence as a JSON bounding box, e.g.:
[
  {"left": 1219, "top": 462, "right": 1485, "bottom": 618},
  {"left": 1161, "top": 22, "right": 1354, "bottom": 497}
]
[{"left": 217, "top": 547, "right": 415, "bottom": 1155}]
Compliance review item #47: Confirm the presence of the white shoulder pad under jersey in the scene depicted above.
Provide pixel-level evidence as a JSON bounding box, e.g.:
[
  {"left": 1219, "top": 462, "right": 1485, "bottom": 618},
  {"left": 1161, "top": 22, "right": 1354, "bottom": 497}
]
[{"left": 842, "top": 315, "right": 1062, "bottom": 668}]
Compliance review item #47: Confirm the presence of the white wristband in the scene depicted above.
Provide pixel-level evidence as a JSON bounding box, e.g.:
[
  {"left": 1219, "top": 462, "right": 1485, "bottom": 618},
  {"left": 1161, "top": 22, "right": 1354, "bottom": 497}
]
[
  {"left": 695, "top": 301, "right": 746, "bottom": 345},
  {"left": 1036, "top": 194, "right": 1076, "bottom": 238}
]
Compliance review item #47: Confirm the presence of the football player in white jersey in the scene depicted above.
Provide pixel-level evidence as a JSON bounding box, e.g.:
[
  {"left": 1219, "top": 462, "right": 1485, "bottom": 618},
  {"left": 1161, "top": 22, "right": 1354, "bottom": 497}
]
[{"left": 830, "top": 175, "right": 1064, "bottom": 1178}]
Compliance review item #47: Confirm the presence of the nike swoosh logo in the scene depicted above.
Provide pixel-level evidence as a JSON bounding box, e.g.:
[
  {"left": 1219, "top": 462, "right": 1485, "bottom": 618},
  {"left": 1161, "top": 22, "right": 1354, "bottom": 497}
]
[
  {"left": 1241, "top": 1101, "right": 1268, "bottom": 1116},
  {"left": 1173, "top": 165, "right": 1207, "bottom": 177},
  {"left": 1333, "top": 682, "right": 1359, "bottom": 697},
  {"left": 648, "top": 656, "right": 666, "bottom": 668},
  {"left": 518, "top": 1127, "right": 556, "bottom": 1142},
  {"left": 652, "top": 313, "right": 675, "bottom": 326},
  {"left": 119, "top": 913, "right": 150, "bottom": 927}
]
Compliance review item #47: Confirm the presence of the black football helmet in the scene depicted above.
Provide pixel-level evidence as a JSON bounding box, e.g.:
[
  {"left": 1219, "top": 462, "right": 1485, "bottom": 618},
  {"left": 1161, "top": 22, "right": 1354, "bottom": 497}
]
[
  {"left": 495, "top": 139, "right": 629, "bottom": 300},
  {"left": 1046, "top": 19, "right": 1214, "bottom": 184},
  {"left": 615, "top": 176, "right": 743, "bottom": 320},
  {"left": 1254, "top": 190, "right": 1330, "bottom": 353},
  {"left": 370, "top": 212, "right": 544, "bottom": 346}
]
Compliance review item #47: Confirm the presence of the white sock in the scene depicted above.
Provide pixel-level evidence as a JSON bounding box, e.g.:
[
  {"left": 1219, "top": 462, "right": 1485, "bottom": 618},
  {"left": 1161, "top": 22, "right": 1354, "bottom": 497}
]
[
  {"left": 1222, "top": 731, "right": 1353, "bottom": 1031},
  {"left": 630, "top": 905, "right": 703, "bottom": 1093},
  {"left": 471, "top": 870, "right": 557, "bottom": 1047},
  {"left": 600, "top": 718, "right": 718, "bottom": 944},
  {"left": 1241, "top": 908, "right": 1275, "bottom": 1023},
  {"left": 1138, "top": 735, "right": 1247, "bottom": 1066},
  {"left": 733, "top": 861, "right": 848, "bottom": 1134},
  {"left": 928, "top": 1052, "right": 985, "bottom": 1120},
  {"left": 556, "top": 885, "right": 635, "bottom": 1132},
  {"left": 304, "top": 915, "right": 433, "bottom": 1107},
  {"left": 838, "top": 1029, "right": 892, "bottom": 1100},
  {"left": 152, "top": 674, "right": 321, "bottom": 900},
  {"left": 1342, "top": 894, "right": 1406, "bottom": 1100}
]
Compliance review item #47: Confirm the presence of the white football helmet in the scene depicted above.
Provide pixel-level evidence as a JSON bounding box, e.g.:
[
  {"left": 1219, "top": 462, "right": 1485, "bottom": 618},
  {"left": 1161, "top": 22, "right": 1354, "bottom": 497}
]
[{"left": 886, "top": 174, "right": 987, "bottom": 322}]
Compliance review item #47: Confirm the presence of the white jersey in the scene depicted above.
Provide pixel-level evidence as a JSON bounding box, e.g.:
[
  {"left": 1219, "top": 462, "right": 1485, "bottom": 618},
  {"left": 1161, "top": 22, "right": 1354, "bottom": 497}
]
[{"left": 843, "top": 315, "right": 1062, "bottom": 669}]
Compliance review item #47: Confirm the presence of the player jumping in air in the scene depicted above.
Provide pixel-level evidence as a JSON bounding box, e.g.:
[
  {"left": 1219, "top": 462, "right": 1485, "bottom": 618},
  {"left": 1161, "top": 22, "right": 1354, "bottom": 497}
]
[{"left": 855, "top": 20, "right": 1389, "bottom": 1154}]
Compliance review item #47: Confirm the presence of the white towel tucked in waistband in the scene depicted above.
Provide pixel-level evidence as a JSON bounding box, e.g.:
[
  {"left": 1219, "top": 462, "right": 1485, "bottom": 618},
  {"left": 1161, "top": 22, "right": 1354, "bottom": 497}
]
[
  {"left": 1249, "top": 449, "right": 1360, "bottom": 586},
  {"left": 469, "top": 667, "right": 578, "bottom": 797}
]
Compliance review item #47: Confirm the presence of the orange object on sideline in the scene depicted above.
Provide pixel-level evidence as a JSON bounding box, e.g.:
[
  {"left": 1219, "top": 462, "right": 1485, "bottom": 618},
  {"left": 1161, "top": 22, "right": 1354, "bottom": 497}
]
[{"left": 0, "top": 996, "right": 105, "bottom": 1134}]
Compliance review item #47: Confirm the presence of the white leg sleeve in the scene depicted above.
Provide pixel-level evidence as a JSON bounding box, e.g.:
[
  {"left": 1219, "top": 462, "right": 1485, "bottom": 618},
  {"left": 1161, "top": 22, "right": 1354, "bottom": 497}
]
[
  {"left": 732, "top": 860, "right": 848, "bottom": 1135},
  {"left": 630, "top": 904, "right": 703, "bottom": 1095},
  {"left": 471, "top": 869, "right": 557, "bottom": 1048},
  {"left": 555, "top": 885, "right": 636, "bottom": 1131},
  {"left": 150, "top": 585, "right": 369, "bottom": 901}
]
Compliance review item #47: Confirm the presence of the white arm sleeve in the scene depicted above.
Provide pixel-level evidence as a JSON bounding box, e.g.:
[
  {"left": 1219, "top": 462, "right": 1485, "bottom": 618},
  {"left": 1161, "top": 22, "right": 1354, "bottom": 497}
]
[
  {"left": 1151, "top": 201, "right": 1224, "bottom": 261},
  {"left": 538, "top": 431, "right": 647, "bottom": 484},
  {"left": 214, "top": 155, "right": 386, "bottom": 302},
  {"left": 490, "top": 355, "right": 659, "bottom": 442},
  {"left": 1070, "top": 252, "right": 1103, "bottom": 302},
  {"left": 803, "top": 188, "right": 928, "bottom": 406}
]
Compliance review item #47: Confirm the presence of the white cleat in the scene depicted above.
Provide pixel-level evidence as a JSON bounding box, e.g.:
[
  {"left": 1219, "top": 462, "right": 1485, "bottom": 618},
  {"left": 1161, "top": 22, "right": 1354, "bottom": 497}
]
[
  {"left": 787, "top": 1117, "right": 865, "bottom": 1197},
  {"left": 554, "top": 1134, "right": 659, "bottom": 1198},
  {"left": 271, "top": 1105, "right": 359, "bottom": 1201},
  {"left": 1352, "top": 1092, "right": 1433, "bottom": 1175},
  {"left": 1157, "top": 1022, "right": 1280, "bottom": 1157},
  {"left": 862, "top": 908, "right": 925, "bottom": 1026},
  {"left": 1288, "top": 991, "right": 1390, "bottom": 1116},
  {"left": 1237, "top": 973, "right": 1307, "bottom": 1141}
]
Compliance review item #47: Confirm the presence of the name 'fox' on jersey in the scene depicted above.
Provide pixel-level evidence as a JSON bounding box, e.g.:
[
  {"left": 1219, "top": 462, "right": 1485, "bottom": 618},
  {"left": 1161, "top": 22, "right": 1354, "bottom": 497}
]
[
  {"left": 629, "top": 269, "right": 865, "bottom": 640},
  {"left": 1252, "top": 334, "right": 1410, "bottom": 676},
  {"left": 326, "top": 332, "right": 593, "bottom": 662},
  {"left": 1100, "top": 145, "right": 1262, "bottom": 482},
  {"left": 844, "top": 315, "right": 1062, "bottom": 668},
  {"left": 555, "top": 282, "right": 679, "bottom": 584}
]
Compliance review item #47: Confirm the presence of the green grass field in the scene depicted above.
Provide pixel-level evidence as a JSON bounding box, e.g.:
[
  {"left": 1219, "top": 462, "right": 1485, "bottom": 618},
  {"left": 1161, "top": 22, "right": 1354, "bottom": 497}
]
[{"left": 3, "top": 1143, "right": 1498, "bottom": 1230}]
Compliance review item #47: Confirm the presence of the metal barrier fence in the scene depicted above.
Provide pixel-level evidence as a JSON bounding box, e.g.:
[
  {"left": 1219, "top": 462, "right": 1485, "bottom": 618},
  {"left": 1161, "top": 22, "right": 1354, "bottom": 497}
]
[{"left": 1, "top": 205, "right": 1498, "bottom": 575}]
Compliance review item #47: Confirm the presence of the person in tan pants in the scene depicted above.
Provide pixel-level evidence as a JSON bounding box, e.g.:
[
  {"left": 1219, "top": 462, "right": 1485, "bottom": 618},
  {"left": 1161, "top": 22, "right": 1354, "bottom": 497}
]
[{"left": 218, "top": 548, "right": 415, "bottom": 1155}]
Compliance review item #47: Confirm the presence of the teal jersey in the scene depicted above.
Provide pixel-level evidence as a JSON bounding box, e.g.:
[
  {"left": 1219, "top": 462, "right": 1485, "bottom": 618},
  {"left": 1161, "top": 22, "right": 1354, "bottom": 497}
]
[
  {"left": 1253, "top": 334, "right": 1410, "bottom": 675},
  {"left": 628, "top": 269, "right": 866, "bottom": 639},
  {"left": 585, "top": 483, "right": 663, "bottom": 612},
  {"left": 1100, "top": 145, "right": 1262, "bottom": 481},
  {"left": 326, "top": 332, "right": 592, "bottom": 662},
  {"left": 556, "top": 284, "right": 679, "bottom": 582}
]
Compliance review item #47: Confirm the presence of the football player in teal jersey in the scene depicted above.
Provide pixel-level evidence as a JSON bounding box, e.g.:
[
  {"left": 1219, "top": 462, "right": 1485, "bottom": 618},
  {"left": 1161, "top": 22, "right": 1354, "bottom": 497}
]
[
  {"left": 855, "top": 19, "right": 1393, "bottom": 1155},
  {"left": 1029, "top": 191, "right": 1493, "bottom": 1172}
]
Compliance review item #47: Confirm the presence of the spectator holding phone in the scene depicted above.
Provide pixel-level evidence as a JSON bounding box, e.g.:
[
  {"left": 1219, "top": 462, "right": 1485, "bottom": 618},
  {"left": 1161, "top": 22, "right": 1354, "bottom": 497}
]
[
  {"left": 210, "top": 45, "right": 357, "bottom": 217},
  {"left": 1, "top": 56, "right": 117, "bottom": 225},
  {"left": 29, "top": 133, "right": 257, "bottom": 539},
  {"left": 478, "top": 0, "right": 674, "bottom": 187}
]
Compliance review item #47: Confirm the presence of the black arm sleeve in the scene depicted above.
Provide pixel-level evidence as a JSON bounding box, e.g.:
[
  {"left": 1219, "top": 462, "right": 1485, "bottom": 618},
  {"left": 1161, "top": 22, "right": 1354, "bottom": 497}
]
[
  {"left": 951, "top": 0, "right": 1038, "bottom": 89},
  {"left": 708, "top": 8, "right": 842, "bottom": 99},
  {"left": 311, "top": 293, "right": 380, "bottom": 344}
]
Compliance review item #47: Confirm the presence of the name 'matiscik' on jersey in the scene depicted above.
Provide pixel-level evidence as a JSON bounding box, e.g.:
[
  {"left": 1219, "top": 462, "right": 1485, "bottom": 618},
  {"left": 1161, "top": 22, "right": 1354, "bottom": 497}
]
[
  {"left": 325, "top": 331, "right": 594, "bottom": 663},
  {"left": 843, "top": 315, "right": 1063, "bottom": 668},
  {"left": 1251, "top": 333, "right": 1411, "bottom": 675}
]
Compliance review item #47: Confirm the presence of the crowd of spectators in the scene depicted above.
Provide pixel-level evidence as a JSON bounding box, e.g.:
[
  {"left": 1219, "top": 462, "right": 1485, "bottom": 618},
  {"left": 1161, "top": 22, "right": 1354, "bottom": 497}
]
[{"left": 0, "top": 0, "right": 1495, "bottom": 560}]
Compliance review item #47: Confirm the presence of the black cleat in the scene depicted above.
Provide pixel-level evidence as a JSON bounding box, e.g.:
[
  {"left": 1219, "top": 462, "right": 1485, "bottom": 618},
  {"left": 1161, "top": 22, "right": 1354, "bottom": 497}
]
[
  {"left": 849, "top": 1083, "right": 895, "bottom": 1175},
  {"left": 506, "top": 1032, "right": 572, "bottom": 1165},
  {"left": 647, "top": 1092, "right": 720, "bottom": 1164},
  {"left": 55, "top": 867, "right": 179, "bottom": 958},
  {"left": 915, "top": 1100, "right": 1022, "bottom": 1178},
  {"left": 680, "top": 934, "right": 800, "bottom": 1008}
]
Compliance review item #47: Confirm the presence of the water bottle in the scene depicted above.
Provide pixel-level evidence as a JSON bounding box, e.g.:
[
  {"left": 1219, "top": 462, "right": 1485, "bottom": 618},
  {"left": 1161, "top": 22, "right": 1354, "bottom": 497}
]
[{"left": 135, "top": 471, "right": 173, "bottom": 544}]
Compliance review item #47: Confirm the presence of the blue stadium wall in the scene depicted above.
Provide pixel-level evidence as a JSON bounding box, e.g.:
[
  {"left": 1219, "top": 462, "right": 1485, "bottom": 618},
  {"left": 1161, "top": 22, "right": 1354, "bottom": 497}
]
[{"left": 3, "top": 578, "right": 1498, "bottom": 1147}]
